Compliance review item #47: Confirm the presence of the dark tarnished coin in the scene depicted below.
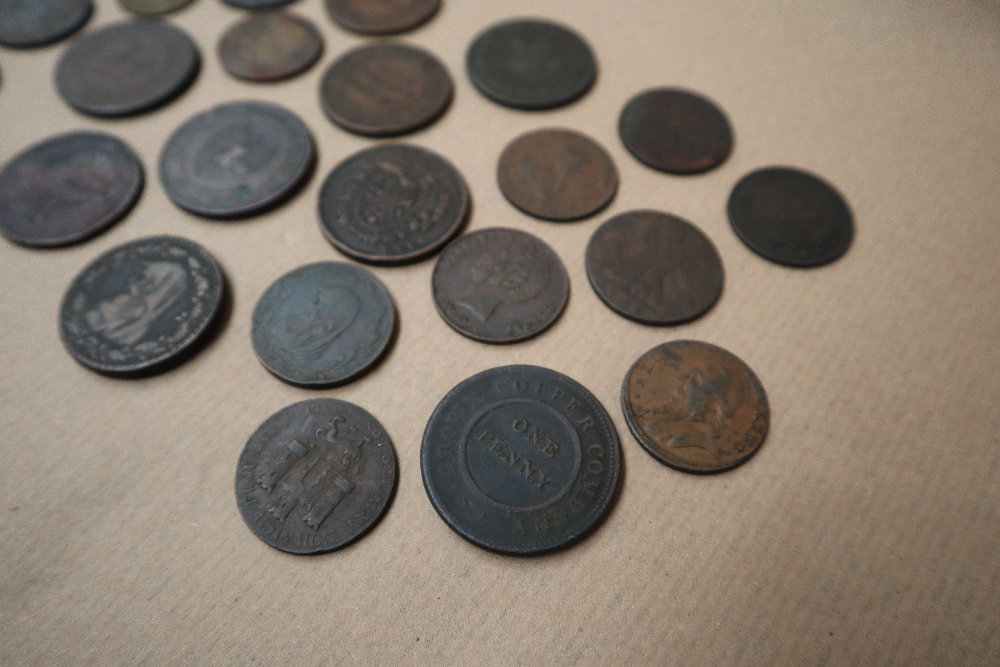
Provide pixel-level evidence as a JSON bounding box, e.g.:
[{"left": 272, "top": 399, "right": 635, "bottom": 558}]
[
  {"left": 728, "top": 166, "right": 854, "bottom": 267},
  {"left": 251, "top": 262, "right": 395, "bottom": 387},
  {"left": 118, "top": 0, "right": 194, "bottom": 15},
  {"left": 422, "top": 365, "right": 621, "bottom": 555},
  {"left": 619, "top": 88, "right": 733, "bottom": 174},
  {"left": 497, "top": 128, "right": 617, "bottom": 222},
  {"left": 0, "top": 132, "right": 143, "bottom": 248},
  {"left": 159, "top": 100, "right": 314, "bottom": 218},
  {"left": 466, "top": 19, "right": 596, "bottom": 110},
  {"left": 320, "top": 43, "right": 453, "bottom": 137},
  {"left": 218, "top": 12, "right": 323, "bottom": 82},
  {"left": 586, "top": 210, "right": 724, "bottom": 325},
  {"left": 0, "top": 0, "right": 92, "bottom": 48},
  {"left": 59, "top": 235, "right": 224, "bottom": 374},
  {"left": 223, "top": 0, "right": 296, "bottom": 9},
  {"left": 236, "top": 398, "right": 397, "bottom": 555},
  {"left": 318, "top": 144, "right": 468, "bottom": 265},
  {"left": 622, "top": 340, "right": 769, "bottom": 473},
  {"left": 325, "top": 0, "right": 439, "bottom": 35}
]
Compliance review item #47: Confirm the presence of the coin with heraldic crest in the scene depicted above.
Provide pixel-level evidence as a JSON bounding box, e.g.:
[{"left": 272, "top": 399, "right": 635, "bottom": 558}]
[
  {"left": 0, "top": 0, "right": 92, "bottom": 48},
  {"left": 325, "top": 0, "right": 440, "bottom": 35},
  {"left": 118, "top": 0, "right": 194, "bottom": 15},
  {"left": 218, "top": 12, "right": 323, "bottom": 82}
]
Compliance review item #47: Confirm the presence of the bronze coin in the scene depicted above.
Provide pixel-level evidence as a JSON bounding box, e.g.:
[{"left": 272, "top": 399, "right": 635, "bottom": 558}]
[
  {"left": 622, "top": 340, "right": 769, "bottom": 473},
  {"left": 497, "top": 128, "right": 617, "bottom": 222},
  {"left": 218, "top": 12, "right": 323, "bottom": 82},
  {"left": 325, "top": 0, "right": 440, "bottom": 36},
  {"left": 586, "top": 210, "right": 723, "bottom": 325},
  {"left": 0, "top": 0, "right": 92, "bottom": 48},
  {"left": 118, "top": 0, "right": 194, "bottom": 15}
]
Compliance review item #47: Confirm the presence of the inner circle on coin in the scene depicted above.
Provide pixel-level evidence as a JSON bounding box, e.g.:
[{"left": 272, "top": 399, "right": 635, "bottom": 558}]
[
  {"left": 236, "top": 398, "right": 397, "bottom": 555},
  {"left": 622, "top": 340, "right": 769, "bottom": 473},
  {"left": 251, "top": 262, "right": 395, "bottom": 387},
  {"left": 325, "top": 0, "right": 440, "bottom": 35},
  {"left": 586, "top": 210, "right": 724, "bottom": 325},
  {"left": 0, "top": 0, "right": 92, "bottom": 48},
  {"left": 318, "top": 144, "right": 468, "bottom": 264},
  {"left": 422, "top": 365, "right": 621, "bottom": 555},
  {"left": 118, "top": 0, "right": 194, "bottom": 15},
  {"left": 223, "top": 0, "right": 297, "bottom": 9},
  {"left": 432, "top": 228, "right": 569, "bottom": 344},
  {"left": 0, "top": 132, "right": 143, "bottom": 247},
  {"left": 218, "top": 12, "right": 323, "bottom": 82}
]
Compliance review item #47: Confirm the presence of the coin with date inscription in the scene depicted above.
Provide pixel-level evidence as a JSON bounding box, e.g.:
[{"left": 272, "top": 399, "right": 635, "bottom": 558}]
[
  {"left": 218, "top": 12, "right": 323, "bottom": 82},
  {"left": 0, "top": 0, "right": 92, "bottom": 48},
  {"left": 325, "top": 0, "right": 439, "bottom": 35}
]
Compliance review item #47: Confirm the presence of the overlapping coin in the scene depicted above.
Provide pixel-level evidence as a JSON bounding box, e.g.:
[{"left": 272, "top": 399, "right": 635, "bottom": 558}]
[
  {"left": 218, "top": 12, "right": 323, "bottom": 82},
  {"left": 0, "top": 0, "right": 92, "bottom": 48},
  {"left": 325, "top": 0, "right": 440, "bottom": 35}
]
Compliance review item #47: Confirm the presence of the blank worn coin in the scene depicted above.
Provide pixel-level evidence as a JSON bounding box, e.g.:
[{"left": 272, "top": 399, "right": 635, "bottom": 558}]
[
  {"left": 118, "top": 0, "right": 194, "bottom": 15},
  {"left": 325, "top": 0, "right": 440, "bottom": 35},
  {"left": 0, "top": 0, "right": 92, "bottom": 48},
  {"left": 218, "top": 12, "right": 323, "bottom": 82}
]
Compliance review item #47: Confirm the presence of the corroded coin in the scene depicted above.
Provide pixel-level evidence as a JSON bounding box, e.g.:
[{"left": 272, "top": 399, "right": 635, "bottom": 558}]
[
  {"left": 320, "top": 43, "right": 453, "bottom": 137},
  {"left": 432, "top": 228, "right": 569, "bottom": 344},
  {"left": 59, "top": 235, "right": 224, "bottom": 375},
  {"left": 0, "top": 0, "right": 92, "bottom": 48},
  {"left": 223, "top": 0, "right": 296, "bottom": 9},
  {"left": 622, "top": 340, "right": 769, "bottom": 473},
  {"left": 218, "top": 12, "right": 323, "bottom": 82},
  {"left": 325, "top": 0, "right": 439, "bottom": 35},
  {"left": 318, "top": 144, "right": 468, "bottom": 264},
  {"left": 497, "top": 128, "right": 617, "bottom": 221},
  {"left": 118, "top": 0, "right": 194, "bottom": 15},
  {"left": 236, "top": 398, "right": 397, "bottom": 555},
  {"left": 0, "top": 132, "right": 143, "bottom": 248},
  {"left": 251, "top": 262, "right": 395, "bottom": 387},
  {"left": 422, "top": 365, "right": 621, "bottom": 555},
  {"left": 586, "top": 210, "right": 724, "bottom": 325}
]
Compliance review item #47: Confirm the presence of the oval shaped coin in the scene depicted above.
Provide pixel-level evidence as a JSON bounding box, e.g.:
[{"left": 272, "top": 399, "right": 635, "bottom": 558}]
[
  {"left": 318, "top": 144, "right": 468, "bottom": 264},
  {"left": 159, "top": 100, "right": 314, "bottom": 218},
  {"left": 586, "top": 210, "right": 724, "bottom": 325},
  {"left": 251, "top": 262, "right": 395, "bottom": 387},
  {"left": 223, "top": 0, "right": 296, "bottom": 9},
  {"left": 622, "top": 340, "right": 769, "bottom": 473},
  {"left": 218, "top": 12, "right": 323, "bottom": 82},
  {"left": 118, "top": 0, "right": 194, "bottom": 15},
  {"left": 59, "top": 235, "right": 224, "bottom": 374},
  {"left": 0, "top": 132, "right": 143, "bottom": 247},
  {"left": 236, "top": 398, "right": 397, "bottom": 555},
  {"left": 325, "top": 0, "right": 439, "bottom": 35},
  {"left": 0, "top": 0, "right": 92, "bottom": 48}
]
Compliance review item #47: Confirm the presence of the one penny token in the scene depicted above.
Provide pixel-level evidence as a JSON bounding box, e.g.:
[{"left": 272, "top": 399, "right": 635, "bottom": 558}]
[
  {"left": 586, "top": 210, "right": 724, "bottom": 325},
  {"left": 218, "top": 12, "right": 323, "bottom": 82},
  {"left": 251, "top": 262, "right": 395, "bottom": 387},
  {"left": 223, "top": 0, "right": 296, "bottom": 9},
  {"left": 0, "top": 0, "right": 92, "bottom": 48},
  {"left": 159, "top": 100, "right": 314, "bottom": 218},
  {"left": 728, "top": 166, "right": 854, "bottom": 267},
  {"left": 59, "top": 235, "right": 224, "bottom": 375},
  {"left": 318, "top": 144, "right": 468, "bottom": 265},
  {"left": 622, "top": 340, "right": 769, "bottom": 473},
  {"left": 422, "top": 365, "right": 621, "bottom": 555},
  {"left": 118, "top": 0, "right": 194, "bottom": 15},
  {"left": 236, "top": 398, "right": 397, "bottom": 555},
  {"left": 619, "top": 88, "right": 733, "bottom": 174},
  {"left": 319, "top": 43, "right": 453, "bottom": 137},
  {"left": 497, "top": 128, "right": 617, "bottom": 222},
  {"left": 325, "top": 0, "right": 440, "bottom": 35},
  {"left": 0, "top": 132, "right": 143, "bottom": 248}
]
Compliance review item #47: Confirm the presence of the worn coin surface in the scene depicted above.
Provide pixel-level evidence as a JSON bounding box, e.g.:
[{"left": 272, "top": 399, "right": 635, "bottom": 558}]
[
  {"left": 0, "top": 132, "right": 143, "bottom": 248},
  {"left": 223, "top": 0, "right": 296, "bottom": 9},
  {"left": 586, "top": 210, "right": 724, "bottom": 325},
  {"left": 0, "top": 0, "right": 92, "bottom": 48},
  {"left": 55, "top": 20, "right": 199, "bottom": 117},
  {"left": 728, "top": 166, "right": 854, "bottom": 267},
  {"left": 325, "top": 0, "right": 439, "bottom": 35},
  {"left": 318, "top": 144, "right": 468, "bottom": 264},
  {"left": 320, "top": 43, "right": 453, "bottom": 137},
  {"left": 59, "top": 235, "right": 224, "bottom": 374},
  {"left": 622, "top": 340, "right": 769, "bottom": 473},
  {"left": 218, "top": 12, "right": 322, "bottom": 82},
  {"left": 118, "top": 0, "right": 194, "bottom": 14},
  {"left": 236, "top": 398, "right": 397, "bottom": 555},
  {"left": 497, "top": 128, "right": 617, "bottom": 221}
]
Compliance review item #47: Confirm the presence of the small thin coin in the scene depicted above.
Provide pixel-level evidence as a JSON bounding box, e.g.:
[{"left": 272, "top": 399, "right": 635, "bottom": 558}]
[
  {"left": 622, "top": 340, "right": 769, "bottom": 473},
  {"left": 118, "top": 0, "right": 194, "bottom": 15},
  {"left": 497, "top": 128, "right": 617, "bottom": 221},
  {"left": 0, "top": 132, "right": 143, "bottom": 248},
  {"left": 0, "top": 0, "right": 92, "bottom": 48},
  {"left": 236, "top": 398, "right": 397, "bottom": 555},
  {"left": 218, "top": 12, "right": 323, "bottom": 82},
  {"left": 318, "top": 144, "right": 468, "bottom": 265},
  {"left": 586, "top": 210, "right": 724, "bottom": 325},
  {"left": 223, "top": 0, "right": 296, "bottom": 9},
  {"left": 325, "top": 0, "right": 439, "bottom": 35}
]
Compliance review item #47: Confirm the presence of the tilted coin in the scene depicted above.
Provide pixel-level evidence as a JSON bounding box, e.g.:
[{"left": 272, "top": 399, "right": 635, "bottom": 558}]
[
  {"left": 236, "top": 398, "right": 397, "bottom": 555},
  {"left": 422, "top": 365, "right": 621, "bottom": 555},
  {"left": 325, "top": 0, "right": 440, "bottom": 35},
  {"left": 318, "top": 144, "right": 468, "bottom": 265},
  {"left": 622, "top": 340, "right": 769, "bottom": 473},
  {"left": 0, "top": 0, "right": 92, "bottom": 48},
  {"left": 218, "top": 12, "right": 323, "bottom": 82},
  {"left": 118, "top": 0, "right": 194, "bottom": 15},
  {"left": 586, "top": 210, "right": 724, "bottom": 325},
  {"left": 223, "top": 0, "right": 297, "bottom": 9},
  {"left": 0, "top": 132, "right": 143, "bottom": 248}
]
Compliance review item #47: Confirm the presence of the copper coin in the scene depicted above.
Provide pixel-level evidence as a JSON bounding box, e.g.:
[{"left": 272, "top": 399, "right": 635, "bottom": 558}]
[
  {"left": 218, "top": 12, "right": 322, "bottom": 82},
  {"left": 0, "top": 0, "right": 92, "bottom": 48},
  {"left": 325, "top": 0, "right": 440, "bottom": 35},
  {"left": 118, "top": 0, "right": 194, "bottom": 15},
  {"left": 622, "top": 340, "right": 769, "bottom": 473}
]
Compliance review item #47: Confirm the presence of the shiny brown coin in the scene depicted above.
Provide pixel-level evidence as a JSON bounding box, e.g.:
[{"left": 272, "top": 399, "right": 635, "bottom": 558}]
[
  {"left": 218, "top": 12, "right": 323, "bottom": 82},
  {"left": 325, "top": 0, "right": 440, "bottom": 35},
  {"left": 622, "top": 340, "right": 769, "bottom": 473}
]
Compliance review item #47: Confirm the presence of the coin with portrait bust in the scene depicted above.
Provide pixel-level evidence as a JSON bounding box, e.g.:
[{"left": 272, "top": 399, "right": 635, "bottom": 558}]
[
  {"left": 0, "top": 0, "right": 92, "bottom": 48},
  {"left": 325, "top": 0, "right": 440, "bottom": 35},
  {"left": 218, "top": 12, "right": 323, "bottom": 82}
]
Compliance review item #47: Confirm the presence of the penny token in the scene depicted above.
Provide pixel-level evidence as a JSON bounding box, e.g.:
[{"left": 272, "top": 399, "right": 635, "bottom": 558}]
[
  {"left": 0, "top": 0, "right": 92, "bottom": 48},
  {"left": 319, "top": 43, "right": 453, "bottom": 137},
  {"left": 223, "top": 0, "right": 296, "bottom": 9},
  {"left": 622, "top": 340, "right": 769, "bottom": 473},
  {"left": 586, "top": 210, "right": 724, "bottom": 325},
  {"left": 236, "top": 398, "right": 397, "bottom": 555},
  {"left": 466, "top": 19, "right": 596, "bottom": 110},
  {"left": 325, "top": 0, "right": 440, "bottom": 35},
  {"left": 0, "top": 132, "right": 143, "bottom": 248},
  {"left": 497, "top": 128, "right": 617, "bottom": 222},
  {"left": 59, "top": 235, "right": 224, "bottom": 375},
  {"left": 118, "top": 0, "right": 194, "bottom": 15},
  {"left": 218, "top": 12, "right": 323, "bottom": 82}
]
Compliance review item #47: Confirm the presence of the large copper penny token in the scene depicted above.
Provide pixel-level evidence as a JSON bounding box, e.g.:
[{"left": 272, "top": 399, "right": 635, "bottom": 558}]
[
  {"left": 0, "top": 0, "right": 92, "bottom": 48},
  {"left": 218, "top": 12, "right": 323, "bottom": 82},
  {"left": 325, "top": 0, "right": 440, "bottom": 35},
  {"left": 118, "top": 0, "right": 194, "bottom": 15},
  {"left": 622, "top": 340, "right": 769, "bottom": 473}
]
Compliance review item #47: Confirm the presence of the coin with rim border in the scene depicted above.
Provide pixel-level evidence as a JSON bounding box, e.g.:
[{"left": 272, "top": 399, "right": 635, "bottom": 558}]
[
  {"left": 218, "top": 11, "right": 323, "bottom": 82},
  {"left": 0, "top": 0, "right": 92, "bottom": 48},
  {"left": 324, "top": 0, "right": 440, "bottom": 35}
]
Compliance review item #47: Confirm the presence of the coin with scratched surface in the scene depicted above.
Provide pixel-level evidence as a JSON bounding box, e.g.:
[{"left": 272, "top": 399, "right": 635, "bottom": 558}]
[
  {"left": 236, "top": 398, "right": 397, "bottom": 555},
  {"left": 622, "top": 340, "right": 769, "bottom": 473},
  {"left": 118, "top": 0, "right": 194, "bottom": 15},
  {"left": 0, "top": 0, "right": 92, "bottom": 48},
  {"left": 325, "top": 0, "right": 439, "bottom": 35},
  {"left": 218, "top": 12, "right": 322, "bottom": 82},
  {"left": 59, "top": 235, "right": 224, "bottom": 375},
  {"left": 0, "top": 132, "right": 143, "bottom": 248}
]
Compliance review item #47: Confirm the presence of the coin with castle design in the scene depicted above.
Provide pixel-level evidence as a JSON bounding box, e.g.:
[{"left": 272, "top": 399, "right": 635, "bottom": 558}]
[
  {"left": 0, "top": 0, "right": 92, "bottom": 48},
  {"left": 325, "top": 0, "right": 440, "bottom": 35},
  {"left": 218, "top": 12, "right": 323, "bottom": 82}
]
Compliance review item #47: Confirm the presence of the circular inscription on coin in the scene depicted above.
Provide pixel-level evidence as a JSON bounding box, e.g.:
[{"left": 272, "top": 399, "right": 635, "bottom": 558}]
[
  {"left": 236, "top": 398, "right": 397, "bottom": 555},
  {"left": 497, "top": 128, "right": 617, "bottom": 221},
  {"left": 118, "top": 0, "right": 193, "bottom": 15},
  {"left": 0, "top": 132, "right": 143, "bottom": 248},
  {"left": 325, "top": 0, "right": 439, "bottom": 35},
  {"left": 218, "top": 12, "right": 323, "bottom": 82},
  {"left": 622, "top": 340, "right": 769, "bottom": 473},
  {"left": 223, "top": 0, "right": 297, "bottom": 9},
  {"left": 60, "top": 235, "right": 224, "bottom": 374},
  {"left": 0, "top": 0, "right": 92, "bottom": 48},
  {"left": 586, "top": 210, "right": 724, "bottom": 325}
]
